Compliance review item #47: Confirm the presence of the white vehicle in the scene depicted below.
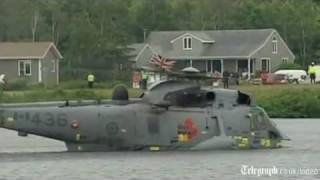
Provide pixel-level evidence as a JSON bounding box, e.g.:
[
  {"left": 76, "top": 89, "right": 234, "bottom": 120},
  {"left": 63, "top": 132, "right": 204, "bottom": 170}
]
[
  {"left": 0, "top": 74, "right": 5, "bottom": 84},
  {"left": 274, "top": 70, "right": 307, "bottom": 84}
]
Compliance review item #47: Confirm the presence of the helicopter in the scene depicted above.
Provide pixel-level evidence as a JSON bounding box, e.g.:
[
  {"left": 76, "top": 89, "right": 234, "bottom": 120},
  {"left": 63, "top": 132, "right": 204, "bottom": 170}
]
[{"left": 0, "top": 80, "right": 288, "bottom": 152}]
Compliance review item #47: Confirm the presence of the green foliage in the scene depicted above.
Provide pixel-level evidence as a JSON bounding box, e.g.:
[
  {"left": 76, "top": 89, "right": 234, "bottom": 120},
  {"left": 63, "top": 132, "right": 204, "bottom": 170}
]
[
  {"left": 1, "top": 79, "right": 131, "bottom": 91},
  {"left": 58, "top": 80, "right": 129, "bottom": 89},
  {"left": 239, "top": 85, "right": 320, "bottom": 118},
  {"left": 72, "top": 90, "right": 96, "bottom": 100},
  {"left": 58, "top": 80, "right": 90, "bottom": 89},
  {"left": 5, "top": 79, "right": 28, "bottom": 91},
  {"left": 0, "top": 88, "right": 142, "bottom": 103},
  {"left": 257, "top": 89, "right": 320, "bottom": 118},
  {"left": 277, "top": 63, "right": 304, "bottom": 70},
  {"left": 52, "top": 89, "right": 67, "bottom": 98},
  {"left": 0, "top": 88, "right": 3, "bottom": 100}
]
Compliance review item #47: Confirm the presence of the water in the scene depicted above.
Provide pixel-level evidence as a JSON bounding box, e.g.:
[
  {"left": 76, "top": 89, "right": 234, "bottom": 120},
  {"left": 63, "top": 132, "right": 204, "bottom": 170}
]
[{"left": 0, "top": 119, "right": 319, "bottom": 180}]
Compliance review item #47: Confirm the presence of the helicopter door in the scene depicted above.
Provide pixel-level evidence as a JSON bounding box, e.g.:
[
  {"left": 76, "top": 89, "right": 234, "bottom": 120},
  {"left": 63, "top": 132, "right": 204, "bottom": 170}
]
[
  {"left": 205, "top": 103, "right": 221, "bottom": 137},
  {"left": 134, "top": 104, "right": 166, "bottom": 146},
  {"left": 98, "top": 107, "right": 135, "bottom": 149}
]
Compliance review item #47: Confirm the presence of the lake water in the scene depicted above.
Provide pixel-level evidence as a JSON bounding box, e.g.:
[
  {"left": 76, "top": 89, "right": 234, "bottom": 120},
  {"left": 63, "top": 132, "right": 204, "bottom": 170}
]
[{"left": 0, "top": 119, "right": 319, "bottom": 180}]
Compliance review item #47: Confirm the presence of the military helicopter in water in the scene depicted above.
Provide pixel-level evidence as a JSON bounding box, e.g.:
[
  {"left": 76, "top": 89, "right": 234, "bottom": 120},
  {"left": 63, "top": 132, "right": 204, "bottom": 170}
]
[{"left": 0, "top": 78, "right": 289, "bottom": 152}]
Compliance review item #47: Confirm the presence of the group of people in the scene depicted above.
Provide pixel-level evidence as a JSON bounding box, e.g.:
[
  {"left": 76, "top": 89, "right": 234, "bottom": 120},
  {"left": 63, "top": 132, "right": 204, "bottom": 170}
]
[
  {"left": 4, "top": 64, "right": 317, "bottom": 91},
  {"left": 221, "top": 71, "right": 240, "bottom": 89},
  {"left": 87, "top": 71, "right": 149, "bottom": 90}
]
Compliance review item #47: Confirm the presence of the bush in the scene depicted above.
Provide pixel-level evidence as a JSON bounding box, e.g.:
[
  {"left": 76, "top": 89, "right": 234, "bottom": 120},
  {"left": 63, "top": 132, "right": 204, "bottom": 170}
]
[
  {"left": 58, "top": 80, "right": 130, "bottom": 89},
  {"left": 240, "top": 85, "right": 320, "bottom": 118},
  {"left": 0, "top": 88, "right": 3, "bottom": 100},
  {"left": 6, "top": 78, "right": 28, "bottom": 90},
  {"left": 52, "top": 89, "right": 67, "bottom": 99},
  {"left": 58, "top": 80, "right": 89, "bottom": 89},
  {"left": 72, "top": 89, "right": 96, "bottom": 100},
  {"left": 59, "top": 68, "right": 132, "bottom": 82},
  {"left": 277, "top": 63, "right": 304, "bottom": 70}
]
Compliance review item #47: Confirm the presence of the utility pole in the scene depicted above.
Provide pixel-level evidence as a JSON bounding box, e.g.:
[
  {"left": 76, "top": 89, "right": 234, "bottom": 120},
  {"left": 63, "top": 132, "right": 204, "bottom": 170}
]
[
  {"left": 31, "top": 9, "right": 39, "bottom": 42},
  {"left": 301, "top": 20, "right": 307, "bottom": 67},
  {"left": 143, "top": 28, "right": 147, "bottom": 43},
  {"left": 302, "top": 28, "right": 306, "bottom": 67}
]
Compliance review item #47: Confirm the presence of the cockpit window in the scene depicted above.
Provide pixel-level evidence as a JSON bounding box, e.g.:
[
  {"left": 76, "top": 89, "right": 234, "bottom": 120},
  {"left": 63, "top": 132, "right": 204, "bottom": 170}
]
[
  {"left": 164, "top": 90, "right": 215, "bottom": 107},
  {"left": 206, "top": 92, "right": 215, "bottom": 101},
  {"left": 237, "top": 91, "right": 251, "bottom": 105}
]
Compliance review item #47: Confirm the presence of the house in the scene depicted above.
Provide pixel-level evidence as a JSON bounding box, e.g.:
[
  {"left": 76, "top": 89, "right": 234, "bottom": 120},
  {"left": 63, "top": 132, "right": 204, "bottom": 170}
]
[
  {"left": 0, "top": 42, "right": 62, "bottom": 85},
  {"left": 129, "top": 29, "right": 295, "bottom": 79}
]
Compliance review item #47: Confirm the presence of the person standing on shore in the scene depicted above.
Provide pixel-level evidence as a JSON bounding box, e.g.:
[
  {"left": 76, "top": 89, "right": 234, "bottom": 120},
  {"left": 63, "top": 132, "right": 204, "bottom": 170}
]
[
  {"left": 308, "top": 62, "right": 316, "bottom": 84},
  {"left": 140, "top": 70, "right": 149, "bottom": 90},
  {"left": 222, "top": 71, "right": 230, "bottom": 88},
  {"left": 87, "top": 73, "right": 95, "bottom": 88}
]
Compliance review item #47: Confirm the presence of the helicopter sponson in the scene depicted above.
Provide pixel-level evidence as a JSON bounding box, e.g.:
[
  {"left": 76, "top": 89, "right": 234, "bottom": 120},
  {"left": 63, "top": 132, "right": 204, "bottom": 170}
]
[{"left": 0, "top": 80, "right": 289, "bottom": 152}]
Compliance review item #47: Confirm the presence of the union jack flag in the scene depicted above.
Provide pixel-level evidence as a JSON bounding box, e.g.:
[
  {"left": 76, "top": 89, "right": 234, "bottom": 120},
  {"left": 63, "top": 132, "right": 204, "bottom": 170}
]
[{"left": 150, "top": 54, "right": 176, "bottom": 71}]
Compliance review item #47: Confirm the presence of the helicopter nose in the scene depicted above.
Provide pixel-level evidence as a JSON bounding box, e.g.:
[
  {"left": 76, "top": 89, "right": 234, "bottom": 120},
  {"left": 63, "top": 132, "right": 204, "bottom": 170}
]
[
  {"left": 269, "top": 120, "right": 290, "bottom": 141},
  {"left": 250, "top": 106, "right": 290, "bottom": 141},
  {"left": 258, "top": 109, "right": 290, "bottom": 141}
]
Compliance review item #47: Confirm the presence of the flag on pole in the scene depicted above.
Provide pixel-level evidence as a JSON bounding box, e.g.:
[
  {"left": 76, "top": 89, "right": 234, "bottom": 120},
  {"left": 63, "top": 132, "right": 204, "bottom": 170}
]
[{"left": 150, "top": 54, "right": 175, "bottom": 71}]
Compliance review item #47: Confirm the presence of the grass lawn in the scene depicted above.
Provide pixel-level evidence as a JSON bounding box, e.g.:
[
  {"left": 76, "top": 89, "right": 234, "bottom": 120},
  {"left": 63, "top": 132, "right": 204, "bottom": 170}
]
[
  {"left": 238, "top": 84, "right": 320, "bottom": 100},
  {"left": 0, "top": 88, "right": 142, "bottom": 103},
  {"left": 238, "top": 84, "right": 320, "bottom": 118}
]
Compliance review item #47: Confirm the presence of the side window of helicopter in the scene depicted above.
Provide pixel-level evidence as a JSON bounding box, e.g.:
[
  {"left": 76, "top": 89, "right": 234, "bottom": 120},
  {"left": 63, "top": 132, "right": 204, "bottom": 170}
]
[
  {"left": 251, "top": 113, "right": 267, "bottom": 130},
  {"left": 256, "top": 113, "right": 267, "bottom": 130},
  {"left": 164, "top": 90, "right": 215, "bottom": 107},
  {"left": 237, "top": 91, "right": 251, "bottom": 105},
  {"left": 206, "top": 92, "right": 215, "bottom": 102}
]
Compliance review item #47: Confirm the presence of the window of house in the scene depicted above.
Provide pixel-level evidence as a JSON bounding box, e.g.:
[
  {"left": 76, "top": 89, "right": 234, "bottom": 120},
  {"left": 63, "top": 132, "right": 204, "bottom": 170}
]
[
  {"left": 18, "top": 60, "right": 32, "bottom": 76},
  {"left": 261, "top": 58, "right": 270, "bottom": 72},
  {"left": 183, "top": 36, "right": 192, "bottom": 50},
  {"left": 207, "top": 60, "right": 212, "bottom": 73},
  {"left": 185, "top": 60, "right": 193, "bottom": 67},
  {"left": 272, "top": 37, "right": 278, "bottom": 54},
  {"left": 51, "top": 60, "right": 56, "bottom": 72},
  {"left": 282, "top": 57, "right": 289, "bottom": 64}
]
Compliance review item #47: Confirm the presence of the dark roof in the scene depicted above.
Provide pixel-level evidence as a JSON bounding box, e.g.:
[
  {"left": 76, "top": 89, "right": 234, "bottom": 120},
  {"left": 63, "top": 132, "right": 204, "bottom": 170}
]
[
  {"left": 0, "top": 42, "right": 63, "bottom": 59},
  {"left": 134, "top": 29, "right": 277, "bottom": 60}
]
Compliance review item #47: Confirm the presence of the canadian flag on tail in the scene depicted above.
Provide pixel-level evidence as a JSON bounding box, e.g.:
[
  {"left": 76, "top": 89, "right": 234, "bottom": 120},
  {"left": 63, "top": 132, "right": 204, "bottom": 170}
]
[{"left": 149, "top": 54, "right": 176, "bottom": 71}]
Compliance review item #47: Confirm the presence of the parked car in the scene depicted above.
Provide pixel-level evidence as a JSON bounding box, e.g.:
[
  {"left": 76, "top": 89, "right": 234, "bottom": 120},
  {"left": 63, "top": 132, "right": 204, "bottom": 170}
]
[
  {"left": 274, "top": 70, "right": 307, "bottom": 84},
  {"left": 0, "top": 74, "right": 6, "bottom": 84},
  {"left": 261, "top": 73, "right": 288, "bottom": 84}
]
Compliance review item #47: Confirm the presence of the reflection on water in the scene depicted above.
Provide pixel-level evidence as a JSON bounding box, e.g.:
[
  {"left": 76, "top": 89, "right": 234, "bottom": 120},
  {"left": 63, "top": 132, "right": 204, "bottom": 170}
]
[{"left": 0, "top": 119, "right": 319, "bottom": 180}]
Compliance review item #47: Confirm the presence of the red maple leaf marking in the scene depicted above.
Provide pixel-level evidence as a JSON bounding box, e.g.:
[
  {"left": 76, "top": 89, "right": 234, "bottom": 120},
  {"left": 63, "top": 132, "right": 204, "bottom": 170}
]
[{"left": 183, "top": 117, "right": 198, "bottom": 139}]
